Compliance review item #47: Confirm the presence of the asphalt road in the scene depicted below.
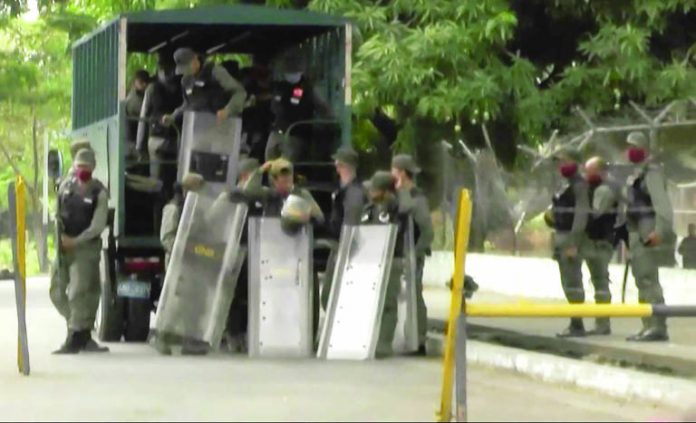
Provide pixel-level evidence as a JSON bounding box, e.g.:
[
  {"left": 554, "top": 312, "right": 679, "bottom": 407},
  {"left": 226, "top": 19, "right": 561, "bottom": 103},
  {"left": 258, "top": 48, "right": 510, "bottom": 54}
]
[{"left": 0, "top": 278, "right": 675, "bottom": 422}]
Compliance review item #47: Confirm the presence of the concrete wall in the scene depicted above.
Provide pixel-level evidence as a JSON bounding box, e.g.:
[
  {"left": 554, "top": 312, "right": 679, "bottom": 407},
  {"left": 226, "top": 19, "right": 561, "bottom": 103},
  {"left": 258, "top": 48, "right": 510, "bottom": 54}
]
[{"left": 424, "top": 252, "right": 696, "bottom": 304}]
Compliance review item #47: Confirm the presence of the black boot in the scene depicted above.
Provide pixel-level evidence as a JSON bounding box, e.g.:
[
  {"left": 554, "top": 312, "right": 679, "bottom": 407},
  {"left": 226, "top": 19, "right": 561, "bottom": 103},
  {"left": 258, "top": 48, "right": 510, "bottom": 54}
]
[
  {"left": 627, "top": 327, "right": 669, "bottom": 342},
  {"left": 587, "top": 318, "right": 611, "bottom": 336},
  {"left": 52, "top": 331, "right": 81, "bottom": 355},
  {"left": 81, "top": 331, "right": 109, "bottom": 353},
  {"left": 182, "top": 338, "right": 210, "bottom": 356},
  {"left": 556, "top": 318, "right": 586, "bottom": 338}
]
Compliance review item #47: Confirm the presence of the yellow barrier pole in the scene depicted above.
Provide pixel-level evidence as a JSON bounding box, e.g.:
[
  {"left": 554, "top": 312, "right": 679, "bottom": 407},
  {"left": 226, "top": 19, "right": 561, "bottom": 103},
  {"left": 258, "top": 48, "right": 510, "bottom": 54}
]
[
  {"left": 14, "top": 176, "right": 30, "bottom": 375},
  {"left": 466, "top": 303, "right": 653, "bottom": 318},
  {"left": 438, "top": 190, "right": 472, "bottom": 422}
]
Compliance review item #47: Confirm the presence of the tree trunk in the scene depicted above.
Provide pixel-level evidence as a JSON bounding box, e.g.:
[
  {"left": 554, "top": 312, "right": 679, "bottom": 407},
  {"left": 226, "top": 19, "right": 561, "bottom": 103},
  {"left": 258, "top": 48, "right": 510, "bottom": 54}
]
[{"left": 31, "top": 113, "right": 48, "bottom": 272}]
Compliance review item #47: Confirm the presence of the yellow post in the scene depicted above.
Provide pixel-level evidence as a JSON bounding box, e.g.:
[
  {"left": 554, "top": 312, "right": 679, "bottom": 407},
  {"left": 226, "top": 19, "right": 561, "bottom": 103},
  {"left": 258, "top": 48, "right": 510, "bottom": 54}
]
[
  {"left": 15, "top": 175, "right": 30, "bottom": 375},
  {"left": 466, "top": 303, "right": 653, "bottom": 318},
  {"left": 437, "top": 190, "right": 472, "bottom": 422}
]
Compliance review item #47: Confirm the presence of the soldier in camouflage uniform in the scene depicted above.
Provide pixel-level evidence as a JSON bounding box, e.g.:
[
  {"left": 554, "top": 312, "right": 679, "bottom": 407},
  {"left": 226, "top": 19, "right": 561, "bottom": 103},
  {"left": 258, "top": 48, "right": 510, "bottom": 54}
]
[
  {"left": 51, "top": 149, "right": 110, "bottom": 354},
  {"left": 624, "top": 132, "right": 673, "bottom": 342},
  {"left": 391, "top": 154, "right": 434, "bottom": 354}
]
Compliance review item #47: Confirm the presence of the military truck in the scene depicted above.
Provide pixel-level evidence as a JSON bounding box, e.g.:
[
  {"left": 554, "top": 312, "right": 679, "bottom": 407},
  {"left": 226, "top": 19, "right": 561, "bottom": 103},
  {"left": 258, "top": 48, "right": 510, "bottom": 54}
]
[{"left": 58, "top": 5, "right": 352, "bottom": 342}]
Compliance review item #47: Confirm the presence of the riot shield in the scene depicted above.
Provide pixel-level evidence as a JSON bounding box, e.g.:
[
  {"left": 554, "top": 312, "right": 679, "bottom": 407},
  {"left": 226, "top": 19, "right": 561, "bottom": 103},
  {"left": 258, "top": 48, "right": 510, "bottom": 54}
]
[
  {"left": 178, "top": 111, "right": 243, "bottom": 199},
  {"left": 392, "top": 218, "right": 419, "bottom": 354},
  {"left": 318, "top": 224, "right": 398, "bottom": 360},
  {"left": 247, "top": 217, "right": 314, "bottom": 358},
  {"left": 154, "top": 192, "right": 247, "bottom": 349}
]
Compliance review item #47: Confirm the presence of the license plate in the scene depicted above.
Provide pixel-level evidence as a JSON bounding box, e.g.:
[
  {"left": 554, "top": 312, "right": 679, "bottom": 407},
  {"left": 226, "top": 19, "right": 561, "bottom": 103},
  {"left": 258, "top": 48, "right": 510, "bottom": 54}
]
[{"left": 117, "top": 280, "right": 151, "bottom": 299}]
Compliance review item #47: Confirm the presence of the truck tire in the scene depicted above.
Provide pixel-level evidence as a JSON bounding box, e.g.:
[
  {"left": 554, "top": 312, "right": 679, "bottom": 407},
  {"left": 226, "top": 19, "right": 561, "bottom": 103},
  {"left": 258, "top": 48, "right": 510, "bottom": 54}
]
[
  {"left": 124, "top": 298, "right": 151, "bottom": 342},
  {"left": 97, "top": 249, "right": 125, "bottom": 342}
]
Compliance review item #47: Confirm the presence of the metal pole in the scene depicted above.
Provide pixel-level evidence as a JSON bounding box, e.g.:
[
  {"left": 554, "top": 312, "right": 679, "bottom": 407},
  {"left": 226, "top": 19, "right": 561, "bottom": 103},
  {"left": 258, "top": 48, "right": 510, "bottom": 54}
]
[{"left": 455, "top": 307, "right": 468, "bottom": 422}]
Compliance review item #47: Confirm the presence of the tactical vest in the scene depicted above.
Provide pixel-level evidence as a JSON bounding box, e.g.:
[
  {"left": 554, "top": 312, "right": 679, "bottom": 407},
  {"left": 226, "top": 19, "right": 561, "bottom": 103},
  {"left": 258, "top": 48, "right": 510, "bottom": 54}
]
[
  {"left": 149, "top": 81, "right": 182, "bottom": 138},
  {"left": 361, "top": 199, "right": 407, "bottom": 258},
  {"left": 271, "top": 77, "right": 315, "bottom": 137},
  {"left": 586, "top": 182, "right": 618, "bottom": 242},
  {"left": 329, "top": 180, "right": 365, "bottom": 239},
  {"left": 182, "top": 63, "right": 230, "bottom": 114},
  {"left": 626, "top": 172, "right": 656, "bottom": 226},
  {"left": 59, "top": 179, "right": 104, "bottom": 238},
  {"left": 552, "top": 180, "right": 576, "bottom": 232}
]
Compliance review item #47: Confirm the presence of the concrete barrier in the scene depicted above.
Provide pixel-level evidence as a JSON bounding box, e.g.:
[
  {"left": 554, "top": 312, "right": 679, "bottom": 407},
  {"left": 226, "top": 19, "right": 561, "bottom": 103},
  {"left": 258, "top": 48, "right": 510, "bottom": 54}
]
[{"left": 424, "top": 252, "right": 696, "bottom": 304}]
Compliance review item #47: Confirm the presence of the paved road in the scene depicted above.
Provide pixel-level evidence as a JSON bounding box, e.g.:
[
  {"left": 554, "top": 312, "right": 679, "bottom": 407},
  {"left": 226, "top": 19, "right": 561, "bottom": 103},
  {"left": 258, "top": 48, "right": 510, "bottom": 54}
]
[{"left": 0, "top": 278, "right": 675, "bottom": 421}]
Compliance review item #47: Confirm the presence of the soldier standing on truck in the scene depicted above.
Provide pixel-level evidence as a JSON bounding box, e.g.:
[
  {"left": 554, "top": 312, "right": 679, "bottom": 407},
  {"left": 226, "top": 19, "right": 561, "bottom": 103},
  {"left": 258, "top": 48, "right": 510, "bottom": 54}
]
[
  {"left": 391, "top": 154, "right": 434, "bottom": 355},
  {"left": 624, "top": 131, "right": 674, "bottom": 342},
  {"left": 581, "top": 156, "right": 623, "bottom": 336},
  {"left": 136, "top": 54, "right": 182, "bottom": 183},
  {"left": 50, "top": 149, "right": 110, "bottom": 354},
  {"left": 321, "top": 146, "right": 365, "bottom": 311},
  {"left": 264, "top": 49, "right": 333, "bottom": 162},
  {"left": 361, "top": 171, "right": 411, "bottom": 358},
  {"left": 162, "top": 47, "right": 246, "bottom": 126},
  {"left": 549, "top": 148, "right": 590, "bottom": 338}
]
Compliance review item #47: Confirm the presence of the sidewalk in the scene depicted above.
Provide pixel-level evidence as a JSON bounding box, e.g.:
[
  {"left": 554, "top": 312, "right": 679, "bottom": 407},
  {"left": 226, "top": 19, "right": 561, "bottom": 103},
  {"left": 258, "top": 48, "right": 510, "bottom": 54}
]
[{"left": 425, "top": 288, "right": 696, "bottom": 378}]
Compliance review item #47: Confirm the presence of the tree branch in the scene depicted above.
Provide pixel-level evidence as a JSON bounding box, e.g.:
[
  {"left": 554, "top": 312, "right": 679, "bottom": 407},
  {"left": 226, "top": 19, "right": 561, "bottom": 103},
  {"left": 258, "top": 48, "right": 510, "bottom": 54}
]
[{"left": 0, "top": 138, "right": 37, "bottom": 199}]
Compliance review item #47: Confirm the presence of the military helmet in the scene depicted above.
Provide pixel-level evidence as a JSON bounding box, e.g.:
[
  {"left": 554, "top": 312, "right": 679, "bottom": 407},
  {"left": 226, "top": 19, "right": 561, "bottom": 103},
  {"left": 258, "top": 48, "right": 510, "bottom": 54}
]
[
  {"left": 281, "top": 48, "right": 307, "bottom": 73},
  {"left": 174, "top": 47, "right": 197, "bottom": 76},
  {"left": 368, "top": 171, "right": 396, "bottom": 192},
  {"left": 269, "top": 158, "right": 293, "bottom": 177},
  {"left": 74, "top": 148, "right": 96, "bottom": 169},
  {"left": 70, "top": 138, "right": 92, "bottom": 158},
  {"left": 332, "top": 146, "right": 359, "bottom": 169},
  {"left": 627, "top": 131, "right": 649, "bottom": 149},
  {"left": 391, "top": 154, "right": 421, "bottom": 175}
]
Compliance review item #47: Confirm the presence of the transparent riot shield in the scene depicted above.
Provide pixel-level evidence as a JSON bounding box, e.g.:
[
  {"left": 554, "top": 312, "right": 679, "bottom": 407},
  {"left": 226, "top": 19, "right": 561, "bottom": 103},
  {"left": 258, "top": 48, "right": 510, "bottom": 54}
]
[
  {"left": 154, "top": 192, "right": 248, "bottom": 349},
  {"left": 392, "top": 218, "right": 419, "bottom": 354},
  {"left": 178, "top": 111, "right": 243, "bottom": 199},
  {"left": 318, "top": 224, "right": 398, "bottom": 360},
  {"left": 247, "top": 217, "right": 313, "bottom": 358}
]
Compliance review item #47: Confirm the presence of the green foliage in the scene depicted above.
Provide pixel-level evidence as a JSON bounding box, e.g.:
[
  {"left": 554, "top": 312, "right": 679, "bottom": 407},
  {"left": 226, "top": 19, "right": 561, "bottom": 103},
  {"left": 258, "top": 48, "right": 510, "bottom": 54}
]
[{"left": 311, "top": 0, "right": 696, "bottom": 152}]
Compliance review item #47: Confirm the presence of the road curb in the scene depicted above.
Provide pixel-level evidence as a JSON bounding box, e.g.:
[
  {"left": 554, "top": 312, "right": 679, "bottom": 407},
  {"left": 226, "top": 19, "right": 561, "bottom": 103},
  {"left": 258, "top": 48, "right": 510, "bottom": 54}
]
[{"left": 428, "top": 333, "right": 696, "bottom": 410}]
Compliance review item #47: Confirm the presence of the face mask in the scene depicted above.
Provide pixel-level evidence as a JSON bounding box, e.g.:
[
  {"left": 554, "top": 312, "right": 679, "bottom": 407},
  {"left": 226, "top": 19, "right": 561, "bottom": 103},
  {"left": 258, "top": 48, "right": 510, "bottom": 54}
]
[
  {"left": 284, "top": 72, "right": 303, "bottom": 84},
  {"left": 627, "top": 147, "right": 647, "bottom": 164},
  {"left": 559, "top": 162, "right": 578, "bottom": 178},
  {"left": 75, "top": 168, "right": 92, "bottom": 183},
  {"left": 586, "top": 173, "right": 603, "bottom": 186}
]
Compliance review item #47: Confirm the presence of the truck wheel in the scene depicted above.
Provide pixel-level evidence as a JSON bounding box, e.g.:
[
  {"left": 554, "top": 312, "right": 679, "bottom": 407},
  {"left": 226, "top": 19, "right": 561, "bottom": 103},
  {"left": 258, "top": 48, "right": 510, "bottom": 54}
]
[
  {"left": 124, "top": 298, "right": 151, "bottom": 342},
  {"left": 97, "top": 249, "right": 125, "bottom": 342}
]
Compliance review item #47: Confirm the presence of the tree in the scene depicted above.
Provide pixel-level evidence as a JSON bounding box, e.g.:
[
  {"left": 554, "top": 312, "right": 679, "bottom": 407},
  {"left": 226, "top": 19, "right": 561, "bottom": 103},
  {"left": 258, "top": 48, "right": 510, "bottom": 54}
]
[
  {"left": 309, "top": 0, "right": 696, "bottom": 162},
  {"left": 0, "top": 17, "right": 73, "bottom": 271}
]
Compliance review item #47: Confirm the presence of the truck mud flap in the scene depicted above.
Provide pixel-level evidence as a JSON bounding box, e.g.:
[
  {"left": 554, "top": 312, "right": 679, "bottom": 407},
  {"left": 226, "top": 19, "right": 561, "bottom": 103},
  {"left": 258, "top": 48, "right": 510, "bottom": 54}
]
[
  {"left": 318, "top": 224, "right": 397, "bottom": 360},
  {"left": 247, "top": 217, "right": 313, "bottom": 358}
]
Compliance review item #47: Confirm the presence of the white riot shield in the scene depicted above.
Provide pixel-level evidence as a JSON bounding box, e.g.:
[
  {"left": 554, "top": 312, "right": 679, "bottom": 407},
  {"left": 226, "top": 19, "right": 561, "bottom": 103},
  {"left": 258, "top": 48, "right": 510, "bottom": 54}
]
[
  {"left": 393, "top": 218, "right": 419, "bottom": 354},
  {"left": 248, "top": 217, "right": 313, "bottom": 358},
  {"left": 318, "top": 224, "right": 398, "bottom": 360},
  {"left": 154, "top": 192, "right": 248, "bottom": 349},
  {"left": 178, "top": 111, "right": 243, "bottom": 199}
]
